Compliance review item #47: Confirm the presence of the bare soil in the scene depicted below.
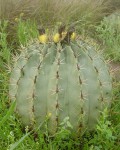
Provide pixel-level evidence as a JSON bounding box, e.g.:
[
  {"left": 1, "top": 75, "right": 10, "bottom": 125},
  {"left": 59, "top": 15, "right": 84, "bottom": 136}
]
[{"left": 110, "top": 61, "right": 120, "bottom": 81}]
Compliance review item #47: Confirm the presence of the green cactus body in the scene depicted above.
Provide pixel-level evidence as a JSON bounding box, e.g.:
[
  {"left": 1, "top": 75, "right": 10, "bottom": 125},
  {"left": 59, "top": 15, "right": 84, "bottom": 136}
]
[{"left": 9, "top": 39, "right": 112, "bottom": 134}]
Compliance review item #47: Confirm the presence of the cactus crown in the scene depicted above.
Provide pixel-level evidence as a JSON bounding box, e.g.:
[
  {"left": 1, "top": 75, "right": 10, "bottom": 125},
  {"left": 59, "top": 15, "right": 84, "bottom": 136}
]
[
  {"left": 9, "top": 26, "right": 112, "bottom": 134},
  {"left": 38, "top": 24, "right": 76, "bottom": 44}
]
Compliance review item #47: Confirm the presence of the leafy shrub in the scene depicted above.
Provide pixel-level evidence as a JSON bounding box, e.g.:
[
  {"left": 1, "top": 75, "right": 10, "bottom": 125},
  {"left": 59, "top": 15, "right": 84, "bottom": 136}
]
[
  {"left": 88, "top": 109, "right": 116, "bottom": 150},
  {"left": 96, "top": 11, "right": 120, "bottom": 61}
]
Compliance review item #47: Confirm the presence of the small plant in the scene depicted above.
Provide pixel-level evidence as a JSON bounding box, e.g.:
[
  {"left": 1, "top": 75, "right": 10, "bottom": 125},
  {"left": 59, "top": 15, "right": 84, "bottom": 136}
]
[{"left": 49, "top": 117, "right": 78, "bottom": 150}]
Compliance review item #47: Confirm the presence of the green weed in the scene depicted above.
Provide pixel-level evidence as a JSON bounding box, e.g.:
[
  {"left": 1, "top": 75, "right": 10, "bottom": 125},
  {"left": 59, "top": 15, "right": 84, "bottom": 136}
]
[{"left": 88, "top": 109, "right": 116, "bottom": 150}]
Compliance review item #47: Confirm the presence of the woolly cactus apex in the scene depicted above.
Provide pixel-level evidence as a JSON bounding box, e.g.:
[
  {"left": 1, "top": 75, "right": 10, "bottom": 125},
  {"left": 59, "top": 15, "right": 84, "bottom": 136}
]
[{"left": 9, "top": 38, "right": 112, "bottom": 135}]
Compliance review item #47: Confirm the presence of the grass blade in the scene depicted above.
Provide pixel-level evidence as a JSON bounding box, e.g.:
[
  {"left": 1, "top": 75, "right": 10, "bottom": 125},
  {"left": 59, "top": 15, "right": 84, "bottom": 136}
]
[
  {"left": 0, "top": 101, "right": 16, "bottom": 127},
  {"left": 9, "top": 121, "right": 44, "bottom": 150},
  {"left": 9, "top": 132, "right": 30, "bottom": 150}
]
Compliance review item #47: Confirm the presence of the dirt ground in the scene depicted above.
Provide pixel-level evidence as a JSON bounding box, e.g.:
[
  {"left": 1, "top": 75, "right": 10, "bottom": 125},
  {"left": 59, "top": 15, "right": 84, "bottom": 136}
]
[{"left": 110, "top": 61, "right": 120, "bottom": 81}]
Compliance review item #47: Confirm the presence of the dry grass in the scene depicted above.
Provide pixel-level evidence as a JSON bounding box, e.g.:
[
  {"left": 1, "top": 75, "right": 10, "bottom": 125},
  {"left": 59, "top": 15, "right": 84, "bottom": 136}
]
[
  {"left": 0, "top": 0, "right": 117, "bottom": 28},
  {"left": 0, "top": 0, "right": 119, "bottom": 45}
]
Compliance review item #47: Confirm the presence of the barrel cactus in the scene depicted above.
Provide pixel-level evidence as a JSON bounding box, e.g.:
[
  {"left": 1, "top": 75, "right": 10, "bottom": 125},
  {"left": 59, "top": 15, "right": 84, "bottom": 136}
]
[{"left": 9, "top": 27, "right": 112, "bottom": 135}]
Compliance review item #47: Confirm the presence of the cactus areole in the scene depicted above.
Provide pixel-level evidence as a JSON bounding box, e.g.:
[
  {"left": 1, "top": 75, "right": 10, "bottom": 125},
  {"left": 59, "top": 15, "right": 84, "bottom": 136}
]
[{"left": 9, "top": 35, "right": 112, "bottom": 134}]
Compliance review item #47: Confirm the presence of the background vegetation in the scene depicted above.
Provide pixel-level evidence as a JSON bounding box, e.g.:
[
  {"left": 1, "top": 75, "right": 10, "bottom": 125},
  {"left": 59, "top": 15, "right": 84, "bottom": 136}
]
[{"left": 0, "top": 0, "right": 120, "bottom": 149}]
